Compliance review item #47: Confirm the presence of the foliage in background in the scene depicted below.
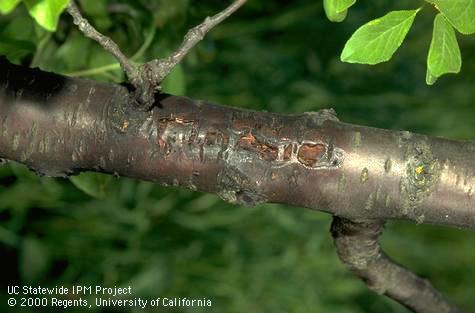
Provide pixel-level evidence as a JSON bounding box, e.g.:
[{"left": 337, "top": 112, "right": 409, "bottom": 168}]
[
  {"left": 0, "top": 0, "right": 68, "bottom": 31},
  {"left": 1, "top": 0, "right": 475, "bottom": 312},
  {"left": 2, "top": 0, "right": 474, "bottom": 87},
  {"left": 324, "top": 0, "right": 474, "bottom": 84}
]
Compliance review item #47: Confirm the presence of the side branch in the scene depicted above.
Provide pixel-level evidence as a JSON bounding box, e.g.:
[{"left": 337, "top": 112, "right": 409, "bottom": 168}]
[
  {"left": 66, "top": 0, "right": 247, "bottom": 107},
  {"left": 330, "top": 217, "right": 461, "bottom": 313},
  {"left": 66, "top": 1, "right": 138, "bottom": 82},
  {"left": 145, "top": 0, "right": 248, "bottom": 84}
]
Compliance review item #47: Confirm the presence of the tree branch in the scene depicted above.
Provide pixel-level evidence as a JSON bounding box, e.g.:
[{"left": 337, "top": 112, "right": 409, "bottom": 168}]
[
  {"left": 143, "top": 0, "right": 248, "bottom": 84},
  {"left": 330, "top": 217, "right": 461, "bottom": 313},
  {"left": 0, "top": 57, "right": 474, "bottom": 228},
  {"left": 1, "top": 55, "right": 473, "bottom": 312},
  {"left": 66, "top": 0, "right": 247, "bottom": 108},
  {"left": 66, "top": 1, "right": 138, "bottom": 82}
]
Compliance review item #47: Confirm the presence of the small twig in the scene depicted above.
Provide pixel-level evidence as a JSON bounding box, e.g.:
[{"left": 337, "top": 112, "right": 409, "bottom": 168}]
[
  {"left": 30, "top": 33, "right": 52, "bottom": 68},
  {"left": 65, "top": 63, "right": 123, "bottom": 78},
  {"left": 135, "top": 0, "right": 247, "bottom": 107},
  {"left": 66, "top": 0, "right": 247, "bottom": 108},
  {"left": 330, "top": 217, "right": 461, "bottom": 313},
  {"left": 146, "top": 0, "right": 248, "bottom": 82},
  {"left": 64, "top": 26, "right": 156, "bottom": 78},
  {"left": 66, "top": 1, "right": 139, "bottom": 83}
]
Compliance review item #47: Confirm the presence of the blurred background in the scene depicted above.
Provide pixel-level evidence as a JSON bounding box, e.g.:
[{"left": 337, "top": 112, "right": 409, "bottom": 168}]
[{"left": 1, "top": 0, "right": 475, "bottom": 312}]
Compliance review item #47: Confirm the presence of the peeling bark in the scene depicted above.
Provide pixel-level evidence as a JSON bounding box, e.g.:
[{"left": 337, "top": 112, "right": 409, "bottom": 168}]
[{"left": 1, "top": 57, "right": 474, "bottom": 228}]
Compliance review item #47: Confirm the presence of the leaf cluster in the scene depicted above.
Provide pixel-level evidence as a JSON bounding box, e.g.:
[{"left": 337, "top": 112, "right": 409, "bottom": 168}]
[{"left": 324, "top": 0, "right": 474, "bottom": 84}]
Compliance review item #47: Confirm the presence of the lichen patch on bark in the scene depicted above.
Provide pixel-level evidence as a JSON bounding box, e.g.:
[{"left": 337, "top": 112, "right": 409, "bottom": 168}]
[
  {"left": 216, "top": 166, "right": 265, "bottom": 207},
  {"left": 352, "top": 131, "right": 361, "bottom": 151},
  {"left": 399, "top": 139, "right": 441, "bottom": 217},
  {"left": 360, "top": 168, "right": 369, "bottom": 183},
  {"left": 384, "top": 158, "right": 392, "bottom": 173}
]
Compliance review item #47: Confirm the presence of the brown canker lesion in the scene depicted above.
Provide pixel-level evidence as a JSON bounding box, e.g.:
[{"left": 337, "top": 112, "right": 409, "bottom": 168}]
[
  {"left": 236, "top": 131, "right": 345, "bottom": 170},
  {"left": 153, "top": 113, "right": 345, "bottom": 171},
  {"left": 297, "top": 143, "right": 326, "bottom": 167},
  {"left": 237, "top": 133, "right": 278, "bottom": 161}
]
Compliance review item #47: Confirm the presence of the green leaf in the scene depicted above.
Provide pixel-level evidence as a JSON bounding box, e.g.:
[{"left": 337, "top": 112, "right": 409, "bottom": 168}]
[
  {"left": 69, "top": 172, "right": 113, "bottom": 199},
  {"left": 431, "top": 0, "right": 475, "bottom": 34},
  {"left": 20, "top": 237, "right": 50, "bottom": 283},
  {"left": 341, "top": 9, "right": 420, "bottom": 64},
  {"left": 0, "top": 0, "right": 21, "bottom": 14},
  {"left": 426, "top": 14, "right": 461, "bottom": 85},
  {"left": 324, "top": 0, "right": 356, "bottom": 22},
  {"left": 55, "top": 33, "right": 92, "bottom": 71},
  {"left": 24, "top": 0, "right": 69, "bottom": 31},
  {"left": 161, "top": 64, "right": 186, "bottom": 96},
  {"left": 0, "top": 37, "right": 36, "bottom": 60},
  {"left": 0, "top": 16, "right": 36, "bottom": 61},
  {"left": 425, "top": 70, "right": 437, "bottom": 85},
  {"left": 332, "top": 0, "right": 356, "bottom": 12}
]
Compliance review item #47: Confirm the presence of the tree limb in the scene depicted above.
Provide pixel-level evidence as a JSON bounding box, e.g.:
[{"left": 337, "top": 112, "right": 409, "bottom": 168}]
[
  {"left": 1, "top": 55, "right": 474, "bottom": 312},
  {"left": 331, "top": 217, "right": 461, "bottom": 313},
  {"left": 0, "top": 57, "right": 474, "bottom": 229}
]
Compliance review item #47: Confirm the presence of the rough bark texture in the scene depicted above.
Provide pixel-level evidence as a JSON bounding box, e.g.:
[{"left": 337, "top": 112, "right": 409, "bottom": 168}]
[
  {"left": 0, "top": 57, "right": 474, "bottom": 229},
  {"left": 331, "top": 217, "right": 460, "bottom": 313}
]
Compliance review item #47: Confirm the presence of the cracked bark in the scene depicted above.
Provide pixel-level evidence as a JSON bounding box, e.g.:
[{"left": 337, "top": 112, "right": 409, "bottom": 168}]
[{"left": 0, "top": 57, "right": 474, "bottom": 312}]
